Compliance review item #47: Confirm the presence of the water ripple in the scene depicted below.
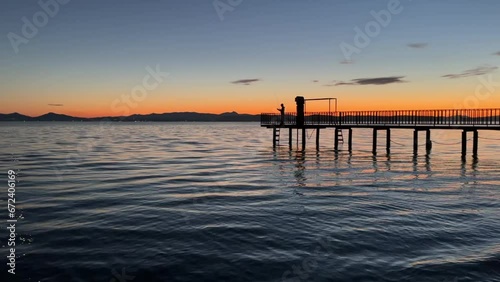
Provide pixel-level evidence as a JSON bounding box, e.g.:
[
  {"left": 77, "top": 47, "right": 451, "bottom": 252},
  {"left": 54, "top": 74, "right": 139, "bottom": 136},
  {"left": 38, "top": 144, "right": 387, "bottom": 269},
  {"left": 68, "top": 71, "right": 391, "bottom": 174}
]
[{"left": 0, "top": 123, "right": 499, "bottom": 282}]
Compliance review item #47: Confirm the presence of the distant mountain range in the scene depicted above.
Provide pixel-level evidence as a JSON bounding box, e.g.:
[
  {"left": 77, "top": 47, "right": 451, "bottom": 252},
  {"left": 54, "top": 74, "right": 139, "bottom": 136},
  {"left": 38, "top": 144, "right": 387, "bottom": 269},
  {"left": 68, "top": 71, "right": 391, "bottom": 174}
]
[{"left": 0, "top": 112, "right": 261, "bottom": 122}]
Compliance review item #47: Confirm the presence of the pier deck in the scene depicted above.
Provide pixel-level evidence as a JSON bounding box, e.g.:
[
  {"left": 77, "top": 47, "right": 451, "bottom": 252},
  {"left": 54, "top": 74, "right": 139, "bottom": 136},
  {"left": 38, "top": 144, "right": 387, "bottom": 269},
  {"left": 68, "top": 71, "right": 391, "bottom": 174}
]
[
  {"left": 261, "top": 109, "right": 500, "bottom": 129},
  {"left": 260, "top": 108, "right": 500, "bottom": 159}
]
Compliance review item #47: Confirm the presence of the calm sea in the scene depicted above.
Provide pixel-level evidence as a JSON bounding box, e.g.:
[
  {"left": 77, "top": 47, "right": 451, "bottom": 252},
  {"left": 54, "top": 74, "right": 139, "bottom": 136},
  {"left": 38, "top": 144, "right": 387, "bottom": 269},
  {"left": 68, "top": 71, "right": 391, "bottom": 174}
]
[{"left": 1, "top": 122, "right": 500, "bottom": 282}]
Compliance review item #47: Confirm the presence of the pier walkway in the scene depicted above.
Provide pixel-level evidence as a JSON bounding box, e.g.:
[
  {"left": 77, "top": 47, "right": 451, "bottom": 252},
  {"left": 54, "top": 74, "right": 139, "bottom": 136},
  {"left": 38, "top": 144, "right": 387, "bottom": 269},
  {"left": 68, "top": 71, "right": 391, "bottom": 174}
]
[{"left": 261, "top": 102, "right": 500, "bottom": 159}]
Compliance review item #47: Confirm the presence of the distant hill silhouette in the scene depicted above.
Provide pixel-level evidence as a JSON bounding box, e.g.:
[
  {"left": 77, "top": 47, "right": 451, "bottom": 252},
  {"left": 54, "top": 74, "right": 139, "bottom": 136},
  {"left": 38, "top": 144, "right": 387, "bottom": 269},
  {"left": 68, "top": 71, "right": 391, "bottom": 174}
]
[
  {"left": 37, "top": 112, "right": 85, "bottom": 121},
  {"left": 0, "top": 111, "right": 260, "bottom": 122},
  {"left": 0, "top": 112, "right": 33, "bottom": 121}
]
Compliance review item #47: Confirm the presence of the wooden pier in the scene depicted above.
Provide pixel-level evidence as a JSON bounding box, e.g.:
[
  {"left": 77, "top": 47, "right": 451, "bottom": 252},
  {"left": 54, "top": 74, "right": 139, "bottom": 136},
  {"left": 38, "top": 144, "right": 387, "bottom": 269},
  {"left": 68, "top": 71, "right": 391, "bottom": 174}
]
[{"left": 261, "top": 96, "right": 500, "bottom": 159}]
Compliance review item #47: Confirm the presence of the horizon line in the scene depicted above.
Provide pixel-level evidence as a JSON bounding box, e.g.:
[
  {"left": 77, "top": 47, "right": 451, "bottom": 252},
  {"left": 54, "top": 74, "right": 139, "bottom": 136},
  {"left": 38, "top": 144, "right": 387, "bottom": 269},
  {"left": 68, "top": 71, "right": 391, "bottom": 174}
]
[{"left": 0, "top": 110, "right": 259, "bottom": 119}]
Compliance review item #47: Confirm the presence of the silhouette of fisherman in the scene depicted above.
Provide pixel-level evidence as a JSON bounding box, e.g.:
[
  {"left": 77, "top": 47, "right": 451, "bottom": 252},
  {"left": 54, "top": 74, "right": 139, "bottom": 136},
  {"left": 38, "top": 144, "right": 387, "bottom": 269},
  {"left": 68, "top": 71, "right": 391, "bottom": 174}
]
[{"left": 277, "top": 103, "right": 285, "bottom": 125}]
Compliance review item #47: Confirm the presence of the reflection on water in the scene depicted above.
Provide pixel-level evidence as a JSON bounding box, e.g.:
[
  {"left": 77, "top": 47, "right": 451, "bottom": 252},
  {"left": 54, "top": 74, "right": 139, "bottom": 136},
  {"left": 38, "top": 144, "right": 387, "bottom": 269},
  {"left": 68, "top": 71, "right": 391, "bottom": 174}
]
[
  {"left": 293, "top": 151, "right": 307, "bottom": 187},
  {"left": 272, "top": 148, "right": 486, "bottom": 191},
  {"left": 0, "top": 123, "right": 499, "bottom": 282}
]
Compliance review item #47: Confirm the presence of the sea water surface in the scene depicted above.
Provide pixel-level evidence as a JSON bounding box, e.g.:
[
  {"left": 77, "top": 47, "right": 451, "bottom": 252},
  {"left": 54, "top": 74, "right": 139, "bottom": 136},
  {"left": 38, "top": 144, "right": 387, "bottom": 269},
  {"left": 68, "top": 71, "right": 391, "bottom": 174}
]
[{"left": 1, "top": 122, "right": 500, "bottom": 282}]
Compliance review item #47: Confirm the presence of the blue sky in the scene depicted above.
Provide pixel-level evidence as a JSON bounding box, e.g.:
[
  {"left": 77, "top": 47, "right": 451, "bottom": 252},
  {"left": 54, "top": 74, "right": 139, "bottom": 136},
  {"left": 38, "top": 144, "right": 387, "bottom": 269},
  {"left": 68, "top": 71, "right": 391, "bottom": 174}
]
[{"left": 1, "top": 0, "right": 499, "bottom": 116}]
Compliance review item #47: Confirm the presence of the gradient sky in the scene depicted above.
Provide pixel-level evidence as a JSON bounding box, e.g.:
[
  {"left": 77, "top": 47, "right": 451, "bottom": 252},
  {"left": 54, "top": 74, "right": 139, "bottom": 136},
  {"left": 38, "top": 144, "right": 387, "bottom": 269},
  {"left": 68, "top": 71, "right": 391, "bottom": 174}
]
[{"left": 1, "top": 0, "right": 500, "bottom": 117}]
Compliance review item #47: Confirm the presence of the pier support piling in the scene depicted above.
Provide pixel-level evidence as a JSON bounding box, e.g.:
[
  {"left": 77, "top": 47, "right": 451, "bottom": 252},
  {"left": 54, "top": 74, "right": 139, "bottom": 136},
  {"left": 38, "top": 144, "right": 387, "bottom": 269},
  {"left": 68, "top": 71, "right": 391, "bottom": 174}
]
[
  {"left": 348, "top": 128, "right": 353, "bottom": 152},
  {"left": 316, "top": 128, "right": 320, "bottom": 151},
  {"left": 473, "top": 130, "right": 478, "bottom": 159},
  {"left": 461, "top": 130, "right": 467, "bottom": 160},
  {"left": 372, "top": 129, "right": 378, "bottom": 155},
  {"left": 413, "top": 130, "right": 419, "bottom": 155},
  {"left": 289, "top": 128, "right": 293, "bottom": 150},
  {"left": 425, "top": 129, "right": 432, "bottom": 153},
  {"left": 386, "top": 129, "right": 391, "bottom": 155}
]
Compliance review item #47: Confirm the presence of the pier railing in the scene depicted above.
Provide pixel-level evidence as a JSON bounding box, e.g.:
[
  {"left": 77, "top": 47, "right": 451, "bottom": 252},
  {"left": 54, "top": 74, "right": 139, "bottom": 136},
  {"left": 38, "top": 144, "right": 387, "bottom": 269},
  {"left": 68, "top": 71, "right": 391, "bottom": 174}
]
[{"left": 261, "top": 109, "right": 500, "bottom": 127}]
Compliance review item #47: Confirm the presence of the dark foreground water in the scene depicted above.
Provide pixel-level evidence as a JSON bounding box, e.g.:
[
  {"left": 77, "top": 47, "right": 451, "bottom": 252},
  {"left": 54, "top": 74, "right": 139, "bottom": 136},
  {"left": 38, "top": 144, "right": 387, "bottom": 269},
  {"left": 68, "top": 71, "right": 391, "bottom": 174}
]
[{"left": 1, "top": 122, "right": 500, "bottom": 282}]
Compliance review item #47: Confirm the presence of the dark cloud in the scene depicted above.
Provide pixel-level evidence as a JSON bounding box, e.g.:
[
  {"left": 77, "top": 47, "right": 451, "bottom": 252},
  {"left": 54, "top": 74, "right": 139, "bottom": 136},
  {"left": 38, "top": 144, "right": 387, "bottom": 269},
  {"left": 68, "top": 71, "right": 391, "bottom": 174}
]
[
  {"left": 442, "top": 65, "right": 498, "bottom": 79},
  {"left": 407, "top": 43, "right": 428, "bottom": 49},
  {"left": 493, "top": 51, "right": 500, "bottom": 56},
  {"left": 335, "top": 76, "right": 406, "bottom": 86},
  {"left": 322, "top": 80, "right": 339, "bottom": 87},
  {"left": 231, "top": 78, "right": 260, "bottom": 85},
  {"left": 340, "top": 59, "right": 354, "bottom": 64},
  {"left": 312, "top": 80, "right": 319, "bottom": 83},
  {"left": 48, "top": 104, "right": 64, "bottom": 106}
]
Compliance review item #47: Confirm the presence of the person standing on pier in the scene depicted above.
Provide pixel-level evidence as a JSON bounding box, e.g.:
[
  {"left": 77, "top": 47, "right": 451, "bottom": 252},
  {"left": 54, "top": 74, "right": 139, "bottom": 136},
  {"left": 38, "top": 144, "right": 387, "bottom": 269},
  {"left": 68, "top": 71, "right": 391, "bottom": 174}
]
[{"left": 277, "top": 103, "right": 285, "bottom": 125}]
